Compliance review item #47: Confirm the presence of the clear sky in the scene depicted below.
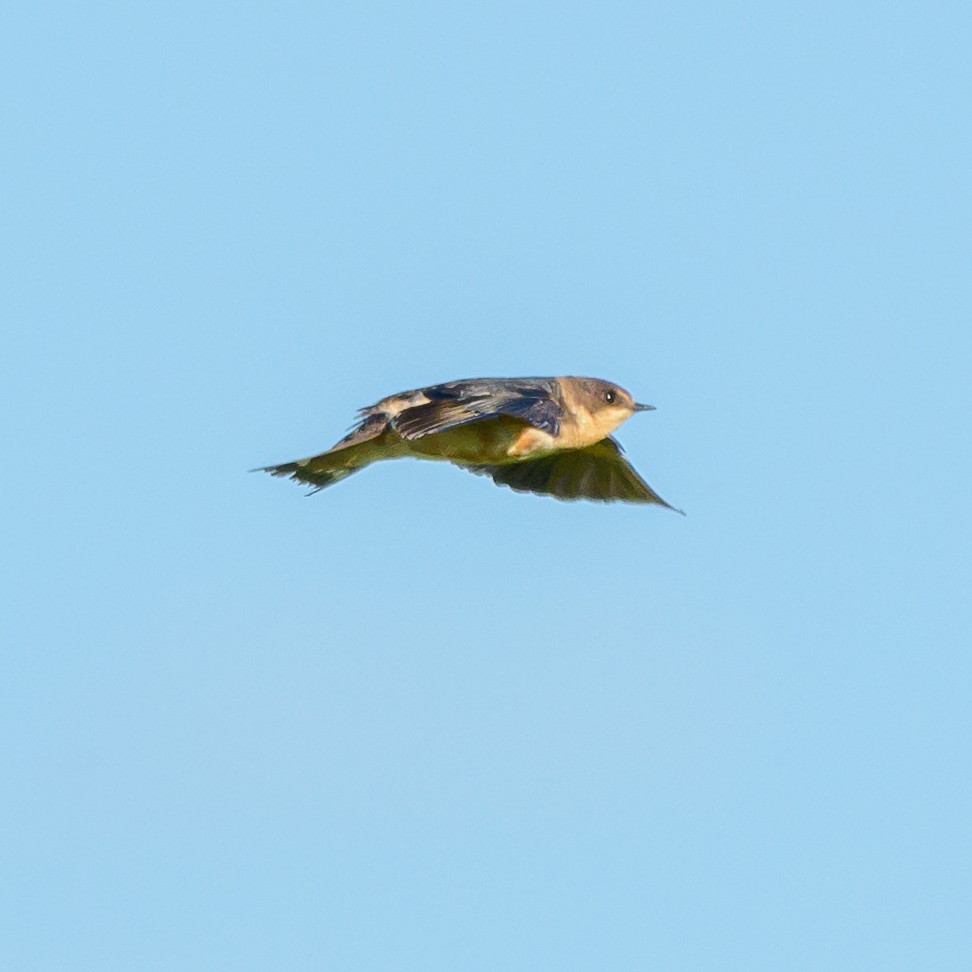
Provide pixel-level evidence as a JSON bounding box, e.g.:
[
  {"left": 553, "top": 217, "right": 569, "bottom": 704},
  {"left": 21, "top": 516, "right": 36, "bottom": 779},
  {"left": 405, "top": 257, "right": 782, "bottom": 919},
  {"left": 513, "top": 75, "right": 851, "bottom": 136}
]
[{"left": 3, "top": 2, "right": 970, "bottom": 969}]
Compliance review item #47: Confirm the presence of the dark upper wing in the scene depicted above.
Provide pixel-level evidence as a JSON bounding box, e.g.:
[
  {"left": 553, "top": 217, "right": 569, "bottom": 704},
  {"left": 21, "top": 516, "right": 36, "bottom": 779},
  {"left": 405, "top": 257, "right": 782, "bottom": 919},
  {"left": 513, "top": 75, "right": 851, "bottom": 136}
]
[
  {"left": 391, "top": 377, "right": 562, "bottom": 440},
  {"left": 469, "top": 436, "right": 682, "bottom": 509}
]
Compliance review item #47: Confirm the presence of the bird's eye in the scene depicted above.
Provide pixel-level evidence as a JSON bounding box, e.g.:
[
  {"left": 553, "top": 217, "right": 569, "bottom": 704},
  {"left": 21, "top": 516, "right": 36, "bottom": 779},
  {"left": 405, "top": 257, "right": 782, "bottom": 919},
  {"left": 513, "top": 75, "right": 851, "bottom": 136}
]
[{"left": 604, "top": 389, "right": 616, "bottom": 404}]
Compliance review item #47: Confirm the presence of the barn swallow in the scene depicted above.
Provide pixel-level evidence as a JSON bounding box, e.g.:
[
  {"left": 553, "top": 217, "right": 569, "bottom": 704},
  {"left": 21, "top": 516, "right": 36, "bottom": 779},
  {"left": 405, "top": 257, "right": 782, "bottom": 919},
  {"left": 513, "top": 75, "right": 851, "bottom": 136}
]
[{"left": 257, "top": 376, "right": 681, "bottom": 509}]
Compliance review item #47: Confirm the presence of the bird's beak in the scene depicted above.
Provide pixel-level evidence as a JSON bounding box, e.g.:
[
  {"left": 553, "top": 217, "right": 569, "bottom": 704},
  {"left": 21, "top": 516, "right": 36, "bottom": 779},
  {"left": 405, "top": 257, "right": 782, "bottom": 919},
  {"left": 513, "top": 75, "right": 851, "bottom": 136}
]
[{"left": 633, "top": 403, "right": 656, "bottom": 412}]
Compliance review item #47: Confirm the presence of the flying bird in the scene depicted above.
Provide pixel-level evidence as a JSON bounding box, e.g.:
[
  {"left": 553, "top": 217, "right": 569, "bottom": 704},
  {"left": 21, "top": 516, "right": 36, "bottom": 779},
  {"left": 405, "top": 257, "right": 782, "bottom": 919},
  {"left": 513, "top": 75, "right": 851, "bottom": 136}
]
[{"left": 257, "top": 376, "right": 680, "bottom": 508}]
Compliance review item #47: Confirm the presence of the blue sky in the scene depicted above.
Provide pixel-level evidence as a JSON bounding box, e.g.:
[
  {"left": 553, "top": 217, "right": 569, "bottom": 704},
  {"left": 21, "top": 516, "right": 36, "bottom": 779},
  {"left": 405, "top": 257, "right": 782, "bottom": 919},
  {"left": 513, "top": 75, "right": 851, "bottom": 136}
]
[{"left": 3, "top": 2, "right": 970, "bottom": 969}]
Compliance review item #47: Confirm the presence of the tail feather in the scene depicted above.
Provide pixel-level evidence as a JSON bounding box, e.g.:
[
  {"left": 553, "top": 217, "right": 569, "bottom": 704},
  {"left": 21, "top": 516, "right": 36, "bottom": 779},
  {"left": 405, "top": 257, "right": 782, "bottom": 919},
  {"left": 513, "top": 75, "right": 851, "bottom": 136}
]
[
  {"left": 256, "top": 456, "right": 361, "bottom": 494},
  {"left": 255, "top": 412, "right": 392, "bottom": 495}
]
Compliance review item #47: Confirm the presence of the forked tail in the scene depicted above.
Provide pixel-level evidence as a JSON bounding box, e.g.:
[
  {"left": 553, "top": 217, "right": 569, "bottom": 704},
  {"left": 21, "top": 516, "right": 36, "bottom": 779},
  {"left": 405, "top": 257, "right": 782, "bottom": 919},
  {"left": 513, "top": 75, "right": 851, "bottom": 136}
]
[
  {"left": 255, "top": 413, "right": 391, "bottom": 494},
  {"left": 256, "top": 454, "right": 363, "bottom": 494}
]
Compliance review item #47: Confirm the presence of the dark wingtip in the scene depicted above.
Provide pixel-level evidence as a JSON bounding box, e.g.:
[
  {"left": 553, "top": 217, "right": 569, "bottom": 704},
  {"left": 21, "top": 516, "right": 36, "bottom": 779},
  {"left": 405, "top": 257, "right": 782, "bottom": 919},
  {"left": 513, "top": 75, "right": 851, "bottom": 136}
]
[{"left": 653, "top": 493, "right": 685, "bottom": 515}]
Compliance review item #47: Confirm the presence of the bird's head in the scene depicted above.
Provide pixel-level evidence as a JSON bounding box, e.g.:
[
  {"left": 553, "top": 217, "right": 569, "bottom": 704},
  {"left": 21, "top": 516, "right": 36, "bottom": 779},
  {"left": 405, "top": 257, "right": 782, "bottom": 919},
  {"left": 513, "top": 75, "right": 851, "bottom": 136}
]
[{"left": 571, "top": 377, "right": 655, "bottom": 437}]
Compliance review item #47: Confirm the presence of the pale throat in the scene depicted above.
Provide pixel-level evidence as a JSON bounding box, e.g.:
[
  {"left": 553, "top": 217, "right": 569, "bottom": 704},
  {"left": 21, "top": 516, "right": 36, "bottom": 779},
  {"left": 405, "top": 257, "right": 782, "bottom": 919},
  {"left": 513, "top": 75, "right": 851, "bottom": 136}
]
[{"left": 552, "top": 405, "right": 632, "bottom": 451}]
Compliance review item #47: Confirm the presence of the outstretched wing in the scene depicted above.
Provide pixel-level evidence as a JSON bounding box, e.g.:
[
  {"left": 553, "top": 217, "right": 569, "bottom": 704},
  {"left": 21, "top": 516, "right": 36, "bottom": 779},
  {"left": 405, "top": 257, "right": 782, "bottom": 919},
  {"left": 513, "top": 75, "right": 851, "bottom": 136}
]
[
  {"left": 390, "top": 378, "right": 563, "bottom": 440},
  {"left": 469, "top": 437, "right": 681, "bottom": 509}
]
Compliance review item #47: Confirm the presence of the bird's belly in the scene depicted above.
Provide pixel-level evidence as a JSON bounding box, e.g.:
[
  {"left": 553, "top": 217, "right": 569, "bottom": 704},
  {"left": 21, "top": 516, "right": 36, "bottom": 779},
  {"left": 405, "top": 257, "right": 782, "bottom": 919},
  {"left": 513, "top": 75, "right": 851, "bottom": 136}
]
[{"left": 403, "top": 418, "right": 554, "bottom": 465}]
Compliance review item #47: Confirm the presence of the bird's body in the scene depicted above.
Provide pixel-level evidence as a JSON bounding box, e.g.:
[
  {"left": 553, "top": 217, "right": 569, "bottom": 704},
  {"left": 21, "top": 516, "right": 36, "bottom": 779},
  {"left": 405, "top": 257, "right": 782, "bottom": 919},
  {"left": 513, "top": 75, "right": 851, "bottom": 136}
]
[{"left": 258, "top": 376, "right": 680, "bottom": 509}]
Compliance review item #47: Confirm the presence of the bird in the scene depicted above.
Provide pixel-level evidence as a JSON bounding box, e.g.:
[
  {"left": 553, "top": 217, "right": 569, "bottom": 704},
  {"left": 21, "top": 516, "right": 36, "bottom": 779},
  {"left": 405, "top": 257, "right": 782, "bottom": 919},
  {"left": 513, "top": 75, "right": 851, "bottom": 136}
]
[{"left": 256, "top": 376, "right": 681, "bottom": 509}]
